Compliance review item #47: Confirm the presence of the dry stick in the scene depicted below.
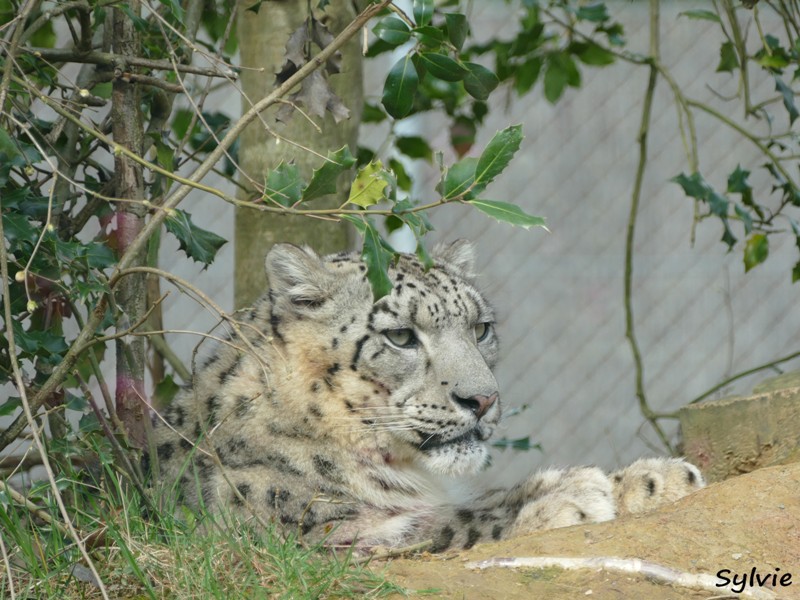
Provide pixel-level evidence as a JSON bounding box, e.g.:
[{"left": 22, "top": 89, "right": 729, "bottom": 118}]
[
  {"left": 21, "top": 47, "right": 237, "bottom": 78},
  {"left": 0, "top": 525, "right": 16, "bottom": 600},
  {"left": 466, "top": 556, "right": 777, "bottom": 600},
  {"left": 623, "top": 0, "right": 673, "bottom": 452},
  {"left": 0, "top": 0, "right": 393, "bottom": 454}
]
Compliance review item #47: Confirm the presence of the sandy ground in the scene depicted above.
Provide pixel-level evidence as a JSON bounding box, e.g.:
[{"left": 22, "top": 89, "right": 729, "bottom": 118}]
[{"left": 379, "top": 462, "right": 800, "bottom": 599}]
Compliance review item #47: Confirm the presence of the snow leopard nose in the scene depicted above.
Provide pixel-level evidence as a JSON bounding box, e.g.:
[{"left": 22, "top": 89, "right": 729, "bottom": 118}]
[{"left": 453, "top": 392, "right": 498, "bottom": 420}]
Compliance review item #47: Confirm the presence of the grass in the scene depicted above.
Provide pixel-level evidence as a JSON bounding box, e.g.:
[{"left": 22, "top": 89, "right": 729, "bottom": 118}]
[{"left": 0, "top": 453, "right": 407, "bottom": 599}]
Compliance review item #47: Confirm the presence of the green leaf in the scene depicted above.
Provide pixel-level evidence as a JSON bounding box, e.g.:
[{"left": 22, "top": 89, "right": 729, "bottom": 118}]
[
  {"left": 264, "top": 162, "right": 303, "bottom": 207},
  {"left": 734, "top": 204, "right": 753, "bottom": 235},
  {"left": 302, "top": 146, "right": 357, "bottom": 201},
  {"left": 576, "top": 3, "right": 609, "bottom": 23},
  {"left": 514, "top": 57, "right": 542, "bottom": 94},
  {"left": 727, "top": 164, "right": 754, "bottom": 208},
  {"left": 743, "top": 233, "right": 769, "bottom": 272},
  {"left": 65, "top": 392, "right": 88, "bottom": 411},
  {"left": 382, "top": 55, "right": 419, "bottom": 118},
  {"left": 544, "top": 54, "right": 567, "bottom": 104},
  {"left": 441, "top": 157, "right": 477, "bottom": 200},
  {"left": 388, "top": 158, "right": 412, "bottom": 191},
  {"left": 165, "top": 209, "right": 227, "bottom": 266},
  {"left": 342, "top": 216, "right": 395, "bottom": 300},
  {"left": 445, "top": 13, "right": 468, "bottom": 51},
  {"left": 413, "top": 0, "right": 434, "bottom": 27},
  {"left": 678, "top": 9, "right": 721, "bottom": 22},
  {"left": 411, "top": 25, "right": 444, "bottom": 47},
  {"left": 373, "top": 16, "right": 411, "bottom": 47},
  {"left": 363, "top": 102, "right": 387, "bottom": 123},
  {"left": 793, "top": 261, "right": 800, "bottom": 283},
  {"left": 0, "top": 125, "right": 20, "bottom": 158},
  {"left": 721, "top": 219, "right": 737, "bottom": 249},
  {"left": 28, "top": 19, "right": 56, "bottom": 48},
  {"left": 491, "top": 436, "right": 542, "bottom": 452},
  {"left": 417, "top": 52, "right": 469, "bottom": 82},
  {"left": 154, "top": 375, "right": 181, "bottom": 406},
  {"left": 716, "top": 41, "right": 739, "bottom": 73},
  {"left": 576, "top": 42, "right": 615, "bottom": 66},
  {"left": 396, "top": 136, "right": 433, "bottom": 161},
  {"left": 774, "top": 76, "right": 798, "bottom": 124},
  {"left": 467, "top": 199, "right": 547, "bottom": 230},
  {"left": 671, "top": 172, "right": 710, "bottom": 199},
  {"left": 348, "top": 161, "right": 390, "bottom": 208},
  {"left": 2, "top": 213, "right": 39, "bottom": 244},
  {"left": 473, "top": 125, "right": 524, "bottom": 192},
  {"left": 83, "top": 242, "right": 116, "bottom": 269},
  {"left": 0, "top": 397, "right": 21, "bottom": 417},
  {"left": 463, "top": 62, "right": 499, "bottom": 101},
  {"left": 11, "top": 321, "right": 69, "bottom": 357}
]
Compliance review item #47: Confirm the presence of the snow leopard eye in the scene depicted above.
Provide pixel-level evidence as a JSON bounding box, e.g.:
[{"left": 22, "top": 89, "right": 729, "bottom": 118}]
[
  {"left": 384, "top": 328, "right": 417, "bottom": 348},
  {"left": 474, "top": 322, "right": 491, "bottom": 342}
]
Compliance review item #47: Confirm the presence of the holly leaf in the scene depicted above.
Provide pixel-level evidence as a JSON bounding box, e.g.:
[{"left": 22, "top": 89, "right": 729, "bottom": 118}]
[
  {"left": 440, "top": 157, "right": 477, "bottom": 200},
  {"left": 463, "top": 62, "right": 499, "bottom": 101},
  {"left": 413, "top": 0, "right": 433, "bottom": 27},
  {"left": 467, "top": 199, "right": 547, "bottom": 230},
  {"left": 671, "top": 172, "right": 711, "bottom": 199},
  {"left": 373, "top": 16, "right": 411, "bottom": 46},
  {"left": 775, "top": 76, "right": 798, "bottom": 124},
  {"left": 275, "top": 22, "right": 309, "bottom": 82},
  {"left": 165, "top": 209, "right": 227, "bottom": 266},
  {"left": 302, "top": 146, "right": 357, "bottom": 202},
  {"left": 348, "top": 161, "right": 390, "bottom": 208},
  {"left": 382, "top": 54, "right": 419, "bottom": 118},
  {"left": 396, "top": 136, "right": 433, "bottom": 161},
  {"left": 743, "top": 233, "right": 769, "bottom": 272},
  {"left": 417, "top": 52, "right": 469, "bottom": 82},
  {"left": 717, "top": 40, "right": 739, "bottom": 73},
  {"left": 445, "top": 13, "right": 468, "bottom": 51},
  {"left": 342, "top": 216, "right": 394, "bottom": 299},
  {"left": 263, "top": 162, "right": 303, "bottom": 207},
  {"left": 473, "top": 125, "right": 523, "bottom": 192}
]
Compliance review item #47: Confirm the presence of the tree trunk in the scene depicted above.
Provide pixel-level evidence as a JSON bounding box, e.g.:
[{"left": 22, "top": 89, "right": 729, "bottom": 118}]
[
  {"left": 234, "top": 0, "right": 363, "bottom": 308},
  {"left": 112, "top": 3, "right": 148, "bottom": 449}
]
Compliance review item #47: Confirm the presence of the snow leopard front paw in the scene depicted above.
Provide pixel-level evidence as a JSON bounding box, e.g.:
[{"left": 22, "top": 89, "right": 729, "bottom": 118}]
[
  {"left": 610, "top": 457, "right": 704, "bottom": 516},
  {"left": 507, "top": 467, "right": 616, "bottom": 536}
]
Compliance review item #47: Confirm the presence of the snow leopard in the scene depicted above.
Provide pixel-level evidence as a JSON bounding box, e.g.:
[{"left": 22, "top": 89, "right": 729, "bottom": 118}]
[{"left": 151, "top": 240, "right": 704, "bottom": 551}]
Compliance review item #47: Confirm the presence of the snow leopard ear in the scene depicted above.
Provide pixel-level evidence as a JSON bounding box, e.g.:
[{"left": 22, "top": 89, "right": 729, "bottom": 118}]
[
  {"left": 265, "top": 243, "right": 335, "bottom": 308},
  {"left": 432, "top": 239, "right": 476, "bottom": 279}
]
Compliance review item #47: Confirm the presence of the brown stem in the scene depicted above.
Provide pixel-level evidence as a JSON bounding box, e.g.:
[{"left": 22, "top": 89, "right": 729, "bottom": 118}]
[
  {"left": 624, "top": 0, "right": 673, "bottom": 453},
  {"left": 111, "top": 1, "right": 148, "bottom": 450},
  {"left": 22, "top": 47, "right": 237, "bottom": 78}
]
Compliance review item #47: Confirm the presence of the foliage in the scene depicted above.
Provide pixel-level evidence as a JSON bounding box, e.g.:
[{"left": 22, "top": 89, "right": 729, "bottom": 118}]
[{"left": 667, "top": 3, "right": 800, "bottom": 279}]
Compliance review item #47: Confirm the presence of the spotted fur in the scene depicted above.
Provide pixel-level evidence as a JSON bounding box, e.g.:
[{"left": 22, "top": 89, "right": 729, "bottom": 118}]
[{"left": 152, "top": 241, "right": 704, "bottom": 550}]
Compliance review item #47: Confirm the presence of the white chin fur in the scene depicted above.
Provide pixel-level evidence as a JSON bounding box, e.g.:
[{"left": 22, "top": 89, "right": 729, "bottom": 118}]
[{"left": 421, "top": 442, "right": 488, "bottom": 476}]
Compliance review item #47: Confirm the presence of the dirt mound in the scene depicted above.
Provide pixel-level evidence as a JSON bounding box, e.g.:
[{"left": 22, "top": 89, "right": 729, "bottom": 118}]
[{"left": 382, "top": 463, "right": 800, "bottom": 599}]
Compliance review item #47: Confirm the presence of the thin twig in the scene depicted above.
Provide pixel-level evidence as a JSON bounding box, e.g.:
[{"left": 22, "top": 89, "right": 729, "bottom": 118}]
[
  {"left": 21, "top": 47, "right": 237, "bottom": 78},
  {"left": 354, "top": 539, "right": 433, "bottom": 564},
  {"left": 688, "top": 349, "right": 800, "bottom": 405},
  {"left": 624, "top": 0, "right": 673, "bottom": 453}
]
